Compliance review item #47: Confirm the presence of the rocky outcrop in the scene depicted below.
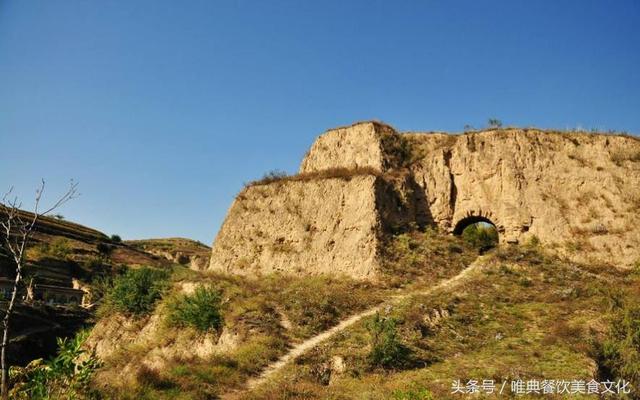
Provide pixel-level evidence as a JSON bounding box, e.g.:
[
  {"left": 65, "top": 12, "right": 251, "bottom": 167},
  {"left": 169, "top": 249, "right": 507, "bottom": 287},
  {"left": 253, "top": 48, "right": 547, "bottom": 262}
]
[
  {"left": 86, "top": 312, "right": 240, "bottom": 388},
  {"left": 300, "top": 122, "right": 393, "bottom": 173},
  {"left": 211, "top": 175, "right": 386, "bottom": 279},
  {"left": 407, "top": 129, "right": 640, "bottom": 265},
  {"left": 209, "top": 122, "right": 640, "bottom": 278}
]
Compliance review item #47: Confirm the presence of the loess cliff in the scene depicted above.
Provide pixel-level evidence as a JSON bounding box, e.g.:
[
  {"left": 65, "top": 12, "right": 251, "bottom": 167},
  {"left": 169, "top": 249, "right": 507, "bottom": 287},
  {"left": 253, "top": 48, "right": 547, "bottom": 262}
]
[{"left": 209, "top": 122, "right": 640, "bottom": 278}]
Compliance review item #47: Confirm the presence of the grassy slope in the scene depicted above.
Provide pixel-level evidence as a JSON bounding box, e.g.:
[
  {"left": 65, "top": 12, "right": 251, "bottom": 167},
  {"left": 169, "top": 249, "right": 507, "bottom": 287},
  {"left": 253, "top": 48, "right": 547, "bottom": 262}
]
[
  {"left": 248, "top": 244, "right": 632, "bottom": 400},
  {"left": 1, "top": 210, "right": 174, "bottom": 367},
  {"left": 87, "top": 228, "right": 636, "bottom": 400},
  {"left": 89, "top": 230, "right": 480, "bottom": 399}
]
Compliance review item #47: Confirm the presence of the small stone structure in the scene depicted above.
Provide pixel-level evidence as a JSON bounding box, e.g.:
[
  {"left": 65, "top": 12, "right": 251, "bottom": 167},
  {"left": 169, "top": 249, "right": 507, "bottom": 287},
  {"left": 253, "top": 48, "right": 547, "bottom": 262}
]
[
  {"left": 210, "top": 122, "right": 640, "bottom": 278},
  {"left": 31, "top": 284, "right": 85, "bottom": 305},
  {"left": 0, "top": 277, "right": 85, "bottom": 305}
]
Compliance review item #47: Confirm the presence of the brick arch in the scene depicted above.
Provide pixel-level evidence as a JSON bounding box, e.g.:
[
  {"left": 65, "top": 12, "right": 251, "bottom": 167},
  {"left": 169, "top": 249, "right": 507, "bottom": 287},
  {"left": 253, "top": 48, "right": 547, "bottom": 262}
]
[{"left": 452, "top": 209, "right": 504, "bottom": 236}]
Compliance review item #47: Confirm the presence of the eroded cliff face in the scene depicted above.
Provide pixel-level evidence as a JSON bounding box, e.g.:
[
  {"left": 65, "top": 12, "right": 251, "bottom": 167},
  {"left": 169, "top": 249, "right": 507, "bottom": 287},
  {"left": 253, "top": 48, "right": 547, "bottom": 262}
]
[
  {"left": 210, "top": 175, "right": 432, "bottom": 278},
  {"left": 210, "top": 175, "right": 383, "bottom": 278},
  {"left": 300, "top": 123, "right": 394, "bottom": 173},
  {"left": 210, "top": 122, "right": 640, "bottom": 278},
  {"left": 408, "top": 129, "right": 640, "bottom": 265}
]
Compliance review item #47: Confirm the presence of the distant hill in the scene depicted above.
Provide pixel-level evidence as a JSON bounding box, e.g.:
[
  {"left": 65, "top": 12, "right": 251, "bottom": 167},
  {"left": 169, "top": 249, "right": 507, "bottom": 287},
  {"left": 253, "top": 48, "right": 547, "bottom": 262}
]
[
  {"left": 125, "top": 238, "right": 210, "bottom": 270},
  {"left": 0, "top": 209, "right": 201, "bottom": 369}
]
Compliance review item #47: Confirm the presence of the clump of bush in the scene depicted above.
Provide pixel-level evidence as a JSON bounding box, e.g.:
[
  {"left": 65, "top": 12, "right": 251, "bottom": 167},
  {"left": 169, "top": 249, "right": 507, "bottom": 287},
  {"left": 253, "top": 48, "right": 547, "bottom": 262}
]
[
  {"left": 611, "top": 150, "right": 640, "bottom": 166},
  {"left": 28, "top": 237, "right": 72, "bottom": 260},
  {"left": 110, "top": 234, "right": 122, "bottom": 243},
  {"left": 96, "top": 242, "right": 115, "bottom": 255},
  {"left": 278, "top": 277, "right": 375, "bottom": 338},
  {"left": 103, "top": 267, "right": 169, "bottom": 315},
  {"left": 381, "top": 129, "right": 417, "bottom": 167},
  {"left": 9, "top": 331, "right": 100, "bottom": 400},
  {"left": 461, "top": 222, "right": 498, "bottom": 251},
  {"left": 488, "top": 118, "right": 503, "bottom": 128},
  {"left": 167, "top": 285, "right": 224, "bottom": 332},
  {"left": 367, "top": 313, "right": 411, "bottom": 370},
  {"left": 593, "top": 301, "right": 640, "bottom": 390},
  {"left": 246, "top": 167, "right": 380, "bottom": 187},
  {"left": 392, "top": 386, "right": 434, "bottom": 400}
]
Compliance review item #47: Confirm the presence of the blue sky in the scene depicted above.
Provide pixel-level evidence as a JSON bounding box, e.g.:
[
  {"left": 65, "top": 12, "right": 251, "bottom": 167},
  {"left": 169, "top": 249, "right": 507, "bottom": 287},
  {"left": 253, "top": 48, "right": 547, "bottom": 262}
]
[{"left": 1, "top": 1, "right": 638, "bottom": 244}]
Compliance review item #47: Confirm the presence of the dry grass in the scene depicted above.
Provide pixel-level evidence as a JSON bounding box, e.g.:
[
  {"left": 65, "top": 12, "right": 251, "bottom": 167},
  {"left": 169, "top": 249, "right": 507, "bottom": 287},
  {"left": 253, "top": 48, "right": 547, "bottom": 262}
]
[
  {"left": 248, "top": 245, "right": 633, "bottom": 399},
  {"left": 89, "top": 263, "right": 392, "bottom": 398},
  {"left": 564, "top": 238, "right": 596, "bottom": 252},
  {"left": 568, "top": 152, "right": 592, "bottom": 168},
  {"left": 610, "top": 150, "right": 640, "bottom": 166},
  {"left": 575, "top": 190, "right": 597, "bottom": 208},
  {"left": 246, "top": 167, "right": 380, "bottom": 187},
  {"left": 380, "top": 228, "right": 478, "bottom": 288}
]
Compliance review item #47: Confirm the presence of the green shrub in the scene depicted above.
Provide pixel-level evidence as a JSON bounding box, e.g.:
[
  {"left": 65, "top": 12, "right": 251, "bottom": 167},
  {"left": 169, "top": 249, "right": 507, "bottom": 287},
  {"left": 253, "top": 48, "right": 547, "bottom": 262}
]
[
  {"left": 49, "top": 238, "right": 72, "bottom": 258},
  {"left": 381, "top": 129, "right": 416, "bottom": 167},
  {"left": 89, "top": 274, "right": 113, "bottom": 304},
  {"left": 392, "top": 386, "right": 434, "bottom": 400},
  {"left": 110, "top": 234, "right": 122, "bottom": 243},
  {"left": 367, "top": 313, "right": 411, "bottom": 370},
  {"left": 83, "top": 256, "right": 104, "bottom": 270},
  {"left": 9, "top": 331, "right": 100, "bottom": 399},
  {"left": 96, "top": 242, "right": 114, "bottom": 255},
  {"left": 527, "top": 234, "right": 541, "bottom": 247},
  {"left": 29, "top": 238, "right": 72, "bottom": 260},
  {"left": 167, "top": 285, "right": 223, "bottom": 332},
  {"left": 105, "top": 267, "right": 169, "bottom": 315},
  {"left": 595, "top": 301, "right": 640, "bottom": 392},
  {"left": 231, "top": 335, "right": 287, "bottom": 374},
  {"left": 278, "top": 277, "right": 373, "bottom": 338},
  {"left": 461, "top": 222, "right": 498, "bottom": 250}
]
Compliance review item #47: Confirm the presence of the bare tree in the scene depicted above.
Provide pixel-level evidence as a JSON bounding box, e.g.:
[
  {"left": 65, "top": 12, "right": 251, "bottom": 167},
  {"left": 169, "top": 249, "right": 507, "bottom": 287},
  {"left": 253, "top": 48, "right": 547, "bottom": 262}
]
[{"left": 0, "top": 180, "right": 78, "bottom": 399}]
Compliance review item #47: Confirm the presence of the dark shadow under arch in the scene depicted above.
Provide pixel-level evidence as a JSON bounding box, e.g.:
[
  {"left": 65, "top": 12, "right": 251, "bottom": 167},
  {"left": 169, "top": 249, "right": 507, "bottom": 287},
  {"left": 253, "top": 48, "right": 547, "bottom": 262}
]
[{"left": 453, "top": 215, "right": 498, "bottom": 236}]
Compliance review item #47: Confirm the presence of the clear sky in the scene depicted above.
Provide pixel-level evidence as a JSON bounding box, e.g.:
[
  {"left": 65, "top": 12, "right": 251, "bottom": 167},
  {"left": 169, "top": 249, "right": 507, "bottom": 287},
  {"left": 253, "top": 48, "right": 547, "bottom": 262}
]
[{"left": 1, "top": 1, "right": 638, "bottom": 244}]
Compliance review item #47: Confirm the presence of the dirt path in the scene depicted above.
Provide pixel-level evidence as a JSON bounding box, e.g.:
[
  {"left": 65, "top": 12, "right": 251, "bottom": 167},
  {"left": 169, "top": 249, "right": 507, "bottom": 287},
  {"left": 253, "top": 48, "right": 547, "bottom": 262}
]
[{"left": 221, "top": 257, "right": 486, "bottom": 399}]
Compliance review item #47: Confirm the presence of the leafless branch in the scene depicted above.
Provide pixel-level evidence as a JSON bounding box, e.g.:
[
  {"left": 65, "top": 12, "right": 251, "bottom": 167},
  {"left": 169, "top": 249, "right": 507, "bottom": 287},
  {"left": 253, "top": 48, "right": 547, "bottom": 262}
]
[{"left": 0, "top": 179, "right": 78, "bottom": 399}]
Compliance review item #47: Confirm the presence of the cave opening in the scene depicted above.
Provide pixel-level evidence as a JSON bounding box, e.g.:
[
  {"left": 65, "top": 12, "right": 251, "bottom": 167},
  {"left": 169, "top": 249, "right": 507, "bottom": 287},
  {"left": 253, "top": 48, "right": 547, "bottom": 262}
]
[{"left": 453, "top": 216, "right": 499, "bottom": 252}]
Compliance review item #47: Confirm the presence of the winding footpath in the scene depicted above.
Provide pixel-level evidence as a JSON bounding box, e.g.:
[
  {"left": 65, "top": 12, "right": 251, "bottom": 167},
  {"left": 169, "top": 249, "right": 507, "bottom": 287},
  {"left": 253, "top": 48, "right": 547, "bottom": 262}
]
[{"left": 221, "top": 257, "right": 486, "bottom": 399}]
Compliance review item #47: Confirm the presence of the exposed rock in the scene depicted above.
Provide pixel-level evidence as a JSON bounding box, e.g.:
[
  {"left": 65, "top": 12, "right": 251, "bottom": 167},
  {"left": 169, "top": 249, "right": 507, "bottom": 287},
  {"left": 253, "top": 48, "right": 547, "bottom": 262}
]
[
  {"left": 331, "top": 355, "right": 346, "bottom": 374},
  {"left": 300, "top": 122, "right": 397, "bottom": 173},
  {"left": 209, "top": 122, "right": 640, "bottom": 278},
  {"left": 86, "top": 312, "right": 241, "bottom": 385},
  {"left": 210, "top": 175, "right": 384, "bottom": 278},
  {"left": 408, "top": 128, "right": 640, "bottom": 265}
]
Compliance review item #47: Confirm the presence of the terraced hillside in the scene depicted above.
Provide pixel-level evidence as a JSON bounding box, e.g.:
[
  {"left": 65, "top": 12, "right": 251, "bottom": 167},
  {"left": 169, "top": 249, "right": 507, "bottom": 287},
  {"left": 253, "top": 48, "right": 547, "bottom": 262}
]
[
  {"left": 0, "top": 210, "right": 173, "bottom": 367},
  {"left": 126, "top": 238, "right": 210, "bottom": 270}
]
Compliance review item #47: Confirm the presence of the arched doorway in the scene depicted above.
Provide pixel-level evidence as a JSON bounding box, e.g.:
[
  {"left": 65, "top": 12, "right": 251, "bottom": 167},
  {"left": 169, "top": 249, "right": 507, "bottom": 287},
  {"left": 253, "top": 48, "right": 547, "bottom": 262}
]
[{"left": 453, "top": 216, "right": 499, "bottom": 252}]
